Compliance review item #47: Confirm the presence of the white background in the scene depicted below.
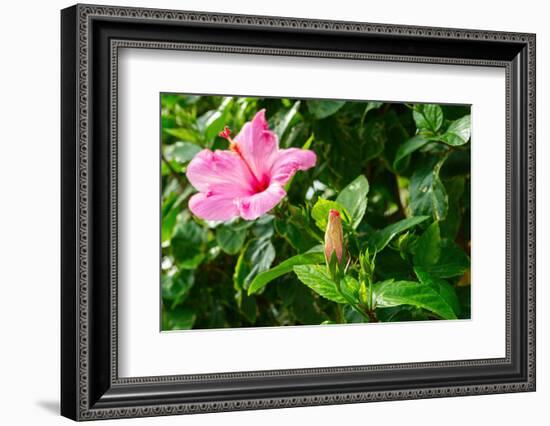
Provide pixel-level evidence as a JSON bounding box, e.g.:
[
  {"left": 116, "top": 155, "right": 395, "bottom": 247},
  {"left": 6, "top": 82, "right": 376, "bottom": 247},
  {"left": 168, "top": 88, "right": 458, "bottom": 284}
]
[
  {"left": 119, "top": 49, "right": 506, "bottom": 376},
  {"left": 0, "top": 0, "right": 547, "bottom": 425}
]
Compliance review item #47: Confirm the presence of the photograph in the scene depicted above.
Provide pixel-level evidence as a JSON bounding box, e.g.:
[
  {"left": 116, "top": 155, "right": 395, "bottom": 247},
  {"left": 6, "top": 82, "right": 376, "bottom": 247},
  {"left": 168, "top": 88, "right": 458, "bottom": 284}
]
[{"left": 160, "top": 94, "right": 472, "bottom": 331}]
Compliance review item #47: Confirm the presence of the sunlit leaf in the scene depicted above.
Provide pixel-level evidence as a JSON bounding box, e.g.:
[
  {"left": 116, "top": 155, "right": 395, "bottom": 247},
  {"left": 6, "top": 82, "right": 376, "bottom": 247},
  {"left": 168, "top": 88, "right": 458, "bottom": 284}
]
[
  {"left": 336, "top": 175, "right": 369, "bottom": 229},
  {"left": 293, "top": 265, "right": 346, "bottom": 303},
  {"left": 414, "top": 266, "right": 461, "bottom": 317},
  {"left": 413, "top": 104, "right": 444, "bottom": 133},
  {"left": 311, "top": 199, "right": 351, "bottom": 231},
  {"left": 439, "top": 115, "right": 471, "bottom": 146},
  {"left": 248, "top": 247, "right": 324, "bottom": 295},
  {"left": 368, "top": 216, "right": 430, "bottom": 252},
  {"left": 373, "top": 279, "right": 457, "bottom": 320},
  {"left": 164, "top": 127, "right": 201, "bottom": 142},
  {"left": 340, "top": 275, "right": 360, "bottom": 303}
]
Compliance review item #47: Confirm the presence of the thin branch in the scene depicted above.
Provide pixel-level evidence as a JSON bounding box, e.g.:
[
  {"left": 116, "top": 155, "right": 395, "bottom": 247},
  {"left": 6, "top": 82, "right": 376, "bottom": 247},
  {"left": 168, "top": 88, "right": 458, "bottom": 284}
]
[{"left": 392, "top": 174, "right": 407, "bottom": 220}]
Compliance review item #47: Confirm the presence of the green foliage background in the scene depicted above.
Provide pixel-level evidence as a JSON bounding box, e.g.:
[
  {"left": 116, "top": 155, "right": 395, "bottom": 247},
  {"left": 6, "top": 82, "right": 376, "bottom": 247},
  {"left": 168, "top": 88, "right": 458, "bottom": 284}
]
[{"left": 161, "top": 94, "right": 471, "bottom": 330}]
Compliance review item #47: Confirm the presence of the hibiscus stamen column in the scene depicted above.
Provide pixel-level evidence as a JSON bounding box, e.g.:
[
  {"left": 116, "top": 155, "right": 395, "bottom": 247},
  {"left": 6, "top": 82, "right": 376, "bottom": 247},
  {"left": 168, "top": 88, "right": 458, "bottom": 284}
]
[{"left": 218, "top": 126, "right": 266, "bottom": 191}]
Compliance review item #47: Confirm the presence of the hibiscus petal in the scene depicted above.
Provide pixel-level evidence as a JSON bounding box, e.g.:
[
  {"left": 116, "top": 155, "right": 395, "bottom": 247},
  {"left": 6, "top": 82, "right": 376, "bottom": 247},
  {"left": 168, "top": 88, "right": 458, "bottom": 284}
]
[
  {"left": 186, "top": 149, "right": 254, "bottom": 195},
  {"left": 270, "top": 148, "right": 317, "bottom": 185},
  {"left": 237, "top": 183, "right": 286, "bottom": 221},
  {"left": 233, "top": 109, "right": 278, "bottom": 180},
  {"left": 188, "top": 192, "right": 240, "bottom": 221}
]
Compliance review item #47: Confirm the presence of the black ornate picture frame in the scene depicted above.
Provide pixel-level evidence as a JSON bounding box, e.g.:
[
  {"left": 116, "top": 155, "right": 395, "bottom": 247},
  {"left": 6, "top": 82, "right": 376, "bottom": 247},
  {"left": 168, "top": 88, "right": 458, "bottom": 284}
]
[{"left": 61, "top": 4, "right": 536, "bottom": 421}]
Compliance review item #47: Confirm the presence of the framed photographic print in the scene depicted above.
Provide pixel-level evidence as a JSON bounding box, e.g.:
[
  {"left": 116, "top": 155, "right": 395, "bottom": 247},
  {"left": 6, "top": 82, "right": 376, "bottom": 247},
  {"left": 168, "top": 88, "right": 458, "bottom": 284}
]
[{"left": 61, "top": 4, "right": 536, "bottom": 421}]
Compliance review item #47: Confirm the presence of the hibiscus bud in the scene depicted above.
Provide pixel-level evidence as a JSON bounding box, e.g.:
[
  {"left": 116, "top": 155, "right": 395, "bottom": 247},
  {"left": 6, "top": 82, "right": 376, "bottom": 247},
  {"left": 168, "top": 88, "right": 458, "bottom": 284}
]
[{"left": 324, "top": 209, "right": 344, "bottom": 264}]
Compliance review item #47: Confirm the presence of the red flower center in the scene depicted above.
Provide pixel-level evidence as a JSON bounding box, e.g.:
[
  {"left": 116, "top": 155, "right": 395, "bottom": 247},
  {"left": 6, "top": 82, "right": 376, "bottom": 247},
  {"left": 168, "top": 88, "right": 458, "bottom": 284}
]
[{"left": 252, "top": 175, "right": 270, "bottom": 193}]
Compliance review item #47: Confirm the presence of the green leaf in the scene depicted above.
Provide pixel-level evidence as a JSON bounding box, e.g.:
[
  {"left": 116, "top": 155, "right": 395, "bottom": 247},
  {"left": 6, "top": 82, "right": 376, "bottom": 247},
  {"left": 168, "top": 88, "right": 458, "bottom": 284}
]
[
  {"left": 277, "top": 280, "right": 297, "bottom": 307},
  {"left": 252, "top": 214, "right": 275, "bottom": 240},
  {"left": 284, "top": 135, "right": 315, "bottom": 191},
  {"left": 274, "top": 217, "right": 318, "bottom": 252},
  {"left": 293, "top": 265, "right": 346, "bottom": 303},
  {"left": 275, "top": 100, "right": 301, "bottom": 138},
  {"left": 216, "top": 224, "right": 247, "bottom": 255},
  {"left": 361, "top": 102, "right": 384, "bottom": 123},
  {"left": 381, "top": 109, "right": 411, "bottom": 172},
  {"left": 163, "top": 127, "right": 200, "bottom": 143},
  {"left": 234, "top": 238, "right": 276, "bottom": 291},
  {"left": 197, "top": 97, "right": 232, "bottom": 143},
  {"left": 241, "top": 293, "right": 257, "bottom": 324},
  {"left": 439, "top": 115, "right": 471, "bottom": 146},
  {"left": 235, "top": 290, "right": 257, "bottom": 324},
  {"left": 457, "top": 285, "right": 471, "bottom": 319},
  {"left": 171, "top": 220, "right": 207, "bottom": 268},
  {"left": 359, "top": 280, "right": 369, "bottom": 306},
  {"left": 376, "top": 305, "right": 428, "bottom": 322},
  {"left": 343, "top": 304, "right": 365, "bottom": 323},
  {"left": 440, "top": 177, "right": 465, "bottom": 239},
  {"left": 393, "top": 135, "right": 429, "bottom": 170},
  {"left": 161, "top": 270, "right": 194, "bottom": 308},
  {"left": 374, "top": 249, "right": 412, "bottom": 280},
  {"left": 414, "top": 266, "right": 461, "bottom": 317},
  {"left": 247, "top": 247, "right": 325, "bottom": 295},
  {"left": 311, "top": 198, "right": 351, "bottom": 231},
  {"left": 340, "top": 275, "right": 360, "bottom": 303},
  {"left": 336, "top": 175, "right": 369, "bottom": 229},
  {"left": 440, "top": 150, "right": 470, "bottom": 178},
  {"left": 302, "top": 133, "right": 314, "bottom": 150},
  {"left": 373, "top": 280, "right": 457, "bottom": 320},
  {"left": 162, "top": 208, "right": 179, "bottom": 243},
  {"left": 180, "top": 254, "right": 206, "bottom": 269},
  {"left": 361, "top": 119, "right": 386, "bottom": 161},
  {"left": 368, "top": 216, "right": 430, "bottom": 252},
  {"left": 423, "top": 240, "right": 470, "bottom": 278},
  {"left": 164, "top": 141, "right": 201, "bottom": 163},
  {"left": 162, "top": 306, "right": 196, "bottom": 330},
  {"left": 292, "top": 284, "right": 326, "bottom": 324},
  {"left": 409, "top": 157, "right": 449, "bottom": 221},
  {"left": 307, "top": 100, "right": 346, "bottom": 119},
  {"left": 161, "top": 190, "right": 192, "bottom": 243},
  {"left": 413, "top": 221, "right": 441, "bottom": 267},
  {"left": 413, "top": 104, "right": 444, "bottom": 133}
]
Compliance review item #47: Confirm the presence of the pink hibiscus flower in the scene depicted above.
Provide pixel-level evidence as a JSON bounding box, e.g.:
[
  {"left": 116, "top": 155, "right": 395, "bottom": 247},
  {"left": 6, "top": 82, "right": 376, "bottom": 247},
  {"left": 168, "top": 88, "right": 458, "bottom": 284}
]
[{"left": 186, "top": 109, "right": 317, "bottom": 221}]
